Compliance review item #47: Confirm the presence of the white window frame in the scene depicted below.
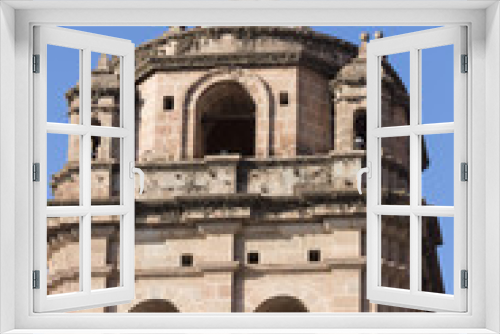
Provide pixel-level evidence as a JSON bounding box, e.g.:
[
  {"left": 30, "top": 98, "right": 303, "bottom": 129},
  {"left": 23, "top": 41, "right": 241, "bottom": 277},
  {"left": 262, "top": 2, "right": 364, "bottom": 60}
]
[
  {"left": 32, "top": 26, "right": 136, "bottom": 313},
  {"left": 1, "top": 1, "right": 499, "bottom": 333},
  {"left": 365, "top": 26, "right": 467, "bottom": 313}
]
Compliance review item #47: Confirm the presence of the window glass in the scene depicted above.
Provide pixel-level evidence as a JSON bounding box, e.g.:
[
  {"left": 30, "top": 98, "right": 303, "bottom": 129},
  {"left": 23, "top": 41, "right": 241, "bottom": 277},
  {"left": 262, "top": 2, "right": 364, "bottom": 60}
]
[
  {"left": 381, "top": 52, "right": 410, "bottom": 127},
  {"left": 381, "top": 136, "right": 410, "bottom": 205},
  {"left": 90, "top": 52, "right": 121, "bottom": 127},
  {"left": 47, "top": 133, "right": 80, "bottom": 206},
  {"left": 47, "top": 45, "right": 80, "bottom": 124},
  {"left": 381, "top": 215, "right": 410, "bottom": 290},
  {"left": 421, "top": 45, "right": 454, "bottom": 124}
]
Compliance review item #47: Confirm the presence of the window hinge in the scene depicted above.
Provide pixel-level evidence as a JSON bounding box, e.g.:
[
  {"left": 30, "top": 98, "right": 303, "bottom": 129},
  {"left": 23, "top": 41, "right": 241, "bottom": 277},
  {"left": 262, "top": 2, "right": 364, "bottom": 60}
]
[
  {"left": 33, "top": 54, "right": 40, "bottom": 73},
  {"left": 32, "top": 270, "right": 40, "bottom": 289},
  {"left": 33, "top": 163, "right": 40, "bottom": 182},
  {"left": 461, "top": 162, "right": 468, "bottom": 182},
  {"left": 461, "top": 54, "right": 468, "bottom": 73},
  {"left": 461, "top": 270, "right": 468, "bottom": 289}
]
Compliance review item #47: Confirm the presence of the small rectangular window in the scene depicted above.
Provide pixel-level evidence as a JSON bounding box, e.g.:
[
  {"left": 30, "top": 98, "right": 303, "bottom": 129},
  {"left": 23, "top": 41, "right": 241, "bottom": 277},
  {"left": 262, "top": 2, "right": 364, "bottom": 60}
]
[
  {"left": 247, "top": 252, "right": 259, "bottom": 264},
  {"left": 181, "top": 254, "right": 193, "bottom": 267},
  {"left": 308, "top": 249, "right": 321, "bottom": 262},
  {"left": 279, "top": 91, "right": 289, "bottom": 106},
  {"left": 163, "top": 96, "right": 174, "bottom": 111}
]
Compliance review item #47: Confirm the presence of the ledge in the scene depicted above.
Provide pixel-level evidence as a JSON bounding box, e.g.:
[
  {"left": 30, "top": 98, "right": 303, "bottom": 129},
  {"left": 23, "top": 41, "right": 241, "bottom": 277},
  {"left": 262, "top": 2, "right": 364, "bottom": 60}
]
[{"left": 136, "top": 261, "right": 240, "bottom": 278}]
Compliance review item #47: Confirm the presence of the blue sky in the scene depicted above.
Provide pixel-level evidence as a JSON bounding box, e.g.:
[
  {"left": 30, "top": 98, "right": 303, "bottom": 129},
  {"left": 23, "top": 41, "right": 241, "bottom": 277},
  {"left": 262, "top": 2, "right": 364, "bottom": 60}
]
[{"left": 47, "top": 26, "right": 454, "bottom": 296}]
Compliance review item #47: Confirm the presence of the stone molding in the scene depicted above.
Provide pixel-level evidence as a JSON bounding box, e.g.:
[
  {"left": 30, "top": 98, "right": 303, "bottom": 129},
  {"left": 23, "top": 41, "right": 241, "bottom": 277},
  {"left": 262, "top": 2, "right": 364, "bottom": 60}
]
[
  {"left": 48, "top": 265, "right": 112, "bottom": 291},
  {"left": 136, "top": 51, "right": 350, "bottom": 84},
  {"left": 137, "top": 26, "right": 357, "bottom": 56},
  {"left": 243, "top": 257, "right": 366, "bottom": 274},
  {"left": 135, "top": 261, "right": 240, "bottom": 278},
  {"left": 134, "top": 26, "right": 357, "bottom": 80}
]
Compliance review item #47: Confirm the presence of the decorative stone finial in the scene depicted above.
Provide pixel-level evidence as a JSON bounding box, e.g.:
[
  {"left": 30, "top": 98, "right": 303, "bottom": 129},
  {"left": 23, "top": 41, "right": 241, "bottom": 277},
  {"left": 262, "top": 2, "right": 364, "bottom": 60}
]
[
  {"left": 96, "top": 53, "right": 112, "bottom": 73},
  {"left": 111, "top": 55, "right": 120, "bottom": 74},
  {"left": 169, "top": 26, "right": 187, "bottom": 33},
  {"left": 358, "top": 32, "right": 370, "bottom": 58},
  {"left": 360, "top": 32, "right": 370, "bottom": 43}
]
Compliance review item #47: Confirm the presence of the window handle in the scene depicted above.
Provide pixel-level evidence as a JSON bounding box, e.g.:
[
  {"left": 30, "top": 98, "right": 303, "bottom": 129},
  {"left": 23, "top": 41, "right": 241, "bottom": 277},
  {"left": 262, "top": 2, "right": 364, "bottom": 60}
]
[
  {"left": 356, "top": 162, "right": 371, "bottom": 195},
  {"left": 129, "top": 162, "right": 144, "bottom": 194}
]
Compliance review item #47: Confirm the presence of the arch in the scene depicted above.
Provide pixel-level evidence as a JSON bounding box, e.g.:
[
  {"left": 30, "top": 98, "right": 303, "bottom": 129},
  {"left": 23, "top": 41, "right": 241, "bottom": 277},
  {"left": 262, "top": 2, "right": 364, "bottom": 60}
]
[
  {"left": 254, "top": 295, "right": 308, "bottom": 313},
  {"left": 182, "top": 67, "right": 271, "bottom": 159},
  {"left": 90, "top": 117, "right": 101, "bottom": 160},
  {"left": 128, "top": 299, "right": 180, "bottom": 313},
  {"left": 353, "top": 108, "right": 366, "bottom": 150},
  {"left": 196, "top": 81, "right": 256, "bottom": 157}
]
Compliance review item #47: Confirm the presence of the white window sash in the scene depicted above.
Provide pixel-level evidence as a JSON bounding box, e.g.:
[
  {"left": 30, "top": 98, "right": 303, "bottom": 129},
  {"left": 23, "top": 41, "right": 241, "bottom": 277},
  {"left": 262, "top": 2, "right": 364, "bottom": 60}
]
[
  {"left": 32, "top": 26, "right": 136, "bottom": 313},
  {"left": 366, "top": 25, "right": 468, "bottom": 312}
]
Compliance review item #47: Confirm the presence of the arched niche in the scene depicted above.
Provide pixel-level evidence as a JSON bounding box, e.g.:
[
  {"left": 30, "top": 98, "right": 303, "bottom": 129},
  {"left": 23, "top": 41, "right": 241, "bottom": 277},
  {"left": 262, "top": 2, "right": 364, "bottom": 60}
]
[
  {"left": 254, "top": 295, "right": 308, "bottom": 313},
  {"left": 196, "top": 81, "right": 256, "bottom": 157},
  {"left": 183, "top": 68, "right": 271, "bottom": 159},
  {"left": 128, "top": 299, "right": 180, "bottom": 313},
  {"left": 353, "top": 108, "right": 366, "bottom": 150}
]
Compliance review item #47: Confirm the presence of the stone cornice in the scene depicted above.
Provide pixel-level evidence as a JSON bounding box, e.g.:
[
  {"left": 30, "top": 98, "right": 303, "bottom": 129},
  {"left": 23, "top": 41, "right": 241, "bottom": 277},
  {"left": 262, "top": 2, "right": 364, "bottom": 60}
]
[
  {"left": 47, "top": 190, "right": 409, "bottom": 230},
  {"left": 135, "top": 261, "right": 240, "bottom": 278},
  {"left": 136, "top": 50, "right": 349, "bottom": 84},
  {"left": 137, "top": 151, "right": 365, "bottom": 169},
  {"left": 244, "top": 262, "right": 331, "bottom": 274},
  {"left": 243, "top": 257, "right": 367, "bottom": 274},
  {"left": 137, "top": 26, "right": 357, "bottom": 56},
  {"left": 47, "top": 265, "right": 112, "bottom": 292},
  {"left": 133, "top": 258, "right": 368, "bottom": 279}
]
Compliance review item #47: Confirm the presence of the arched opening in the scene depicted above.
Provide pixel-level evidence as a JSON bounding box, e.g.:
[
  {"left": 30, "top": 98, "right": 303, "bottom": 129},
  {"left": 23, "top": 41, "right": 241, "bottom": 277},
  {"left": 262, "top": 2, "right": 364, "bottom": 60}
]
[
  {"left": 195, "top": 81, "right": 256, "bottom": 158},
  {"left": 353, "top": 108, "right": 366, "bottom": 150},
  {"left": 254, "top": 295, "right": 308, "bottom": 313},
  {"left": 91, "top": 117, "right": 101, "bottom": 160},
  {"left": 128, "top": 299, "right": 179, "bottom": 313}
]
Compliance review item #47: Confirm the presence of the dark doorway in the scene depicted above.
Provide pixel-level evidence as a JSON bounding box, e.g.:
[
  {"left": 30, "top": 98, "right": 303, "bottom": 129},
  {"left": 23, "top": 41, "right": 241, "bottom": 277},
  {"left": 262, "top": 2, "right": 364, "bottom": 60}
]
[
  {"left": 254, "top": 295, "right": 308, "bottom": 312},
  {"left": 196, "top": 81, "right": 256, "bottom": 157},
  {"left": 128, "top": 299, "right": 179, "bottom": 313},
  {"left": 353, "top": 108, "right": 367, "bottom": 150}
]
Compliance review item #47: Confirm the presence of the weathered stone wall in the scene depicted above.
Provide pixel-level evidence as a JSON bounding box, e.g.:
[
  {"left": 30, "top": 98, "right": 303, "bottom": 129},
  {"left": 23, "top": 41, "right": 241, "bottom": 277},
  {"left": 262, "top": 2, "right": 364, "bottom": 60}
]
[
  {"left": 117, "top": 273, "right": 234, "bottom": 313},
  {"left": 333, "top": 84, "right": 366, "bottom": 151},
  {"left": 137, "top": 67, "right": 303, "bottom": 160},
  {"left": 136, "top": 152, "right": 364, "bottom": 200},
  {"left": 241, "top": 223, "right": 336, "bottom": 265},
  {"left": 50, "top": 163, "right": 80, "bottom": 201},
  {"left": 298, "top": 66, "right": 331, "bottom": 155}
]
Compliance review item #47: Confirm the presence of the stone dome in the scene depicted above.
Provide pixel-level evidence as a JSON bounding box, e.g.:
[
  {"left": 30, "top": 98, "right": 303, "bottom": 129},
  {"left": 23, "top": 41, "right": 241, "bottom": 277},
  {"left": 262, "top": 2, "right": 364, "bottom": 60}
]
[{"left": 134, "top": 26, "right": 359, "bottom": 83}]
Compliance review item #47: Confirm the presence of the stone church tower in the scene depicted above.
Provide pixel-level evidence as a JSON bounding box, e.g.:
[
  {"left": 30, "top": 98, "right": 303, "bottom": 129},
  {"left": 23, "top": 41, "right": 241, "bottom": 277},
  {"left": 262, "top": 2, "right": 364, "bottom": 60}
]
[{"left": 48, "top": 26, "right": 444, "bottom": 313}]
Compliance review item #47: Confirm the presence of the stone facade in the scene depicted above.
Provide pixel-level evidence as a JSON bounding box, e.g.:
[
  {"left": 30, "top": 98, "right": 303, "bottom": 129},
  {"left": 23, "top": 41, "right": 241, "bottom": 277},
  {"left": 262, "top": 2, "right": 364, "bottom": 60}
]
[{"left": 48, "top": 26, "right": 444, "bottom": 313}]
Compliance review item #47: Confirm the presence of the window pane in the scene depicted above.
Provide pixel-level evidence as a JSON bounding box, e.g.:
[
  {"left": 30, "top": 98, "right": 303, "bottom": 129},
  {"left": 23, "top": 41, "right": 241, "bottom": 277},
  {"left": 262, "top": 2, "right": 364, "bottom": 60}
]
[
  {"left": 91, "top": 52, "right": 121, "bottom": 127},
  {"left": 381, "top": 136, "right": 410, "bottom": 205},
  {"left": 381, "top": 52, "right": 410, "bottom": 127},
  {"left": 47, "top": 216, "right": 80, "bottom": 295},
  {"left": 421, "top": 217, "right": 453, "bottom": 295},
  {"left": 47, "top": 133, "right": 80, "bottom": 206},
  {"left": 91, "top": 136, "right": 121, "bottom": 205},
  {"left": 421, "top": 45, "right": 454, "bottom": 124},
  {"left": 91, "top": 215, "right": 121, "bottom": 290},
  {"left": 421, "top": 133, "right": 454, "bottom": 206},
  {"left": 381, "top": 215, "right": 410, "bottom": 290},
  {"left": 47, "top": 45, "right": 80, "bottom": 124}
]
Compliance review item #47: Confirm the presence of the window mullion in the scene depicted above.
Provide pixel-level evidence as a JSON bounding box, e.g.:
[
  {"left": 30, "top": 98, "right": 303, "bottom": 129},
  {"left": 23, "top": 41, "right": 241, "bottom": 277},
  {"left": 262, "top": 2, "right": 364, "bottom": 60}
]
[
  {"left": 81, "top": 48, "right": 92, "bottom": 294},
  {"left": 409, "top": 48, "right": 420, "bottom": 294}
]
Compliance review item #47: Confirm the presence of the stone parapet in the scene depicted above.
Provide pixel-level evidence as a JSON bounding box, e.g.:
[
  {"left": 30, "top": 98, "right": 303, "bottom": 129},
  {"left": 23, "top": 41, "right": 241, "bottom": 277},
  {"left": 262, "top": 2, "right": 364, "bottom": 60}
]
[{"left": 136, "top": 151, "right": 365, "bottom": 200}]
